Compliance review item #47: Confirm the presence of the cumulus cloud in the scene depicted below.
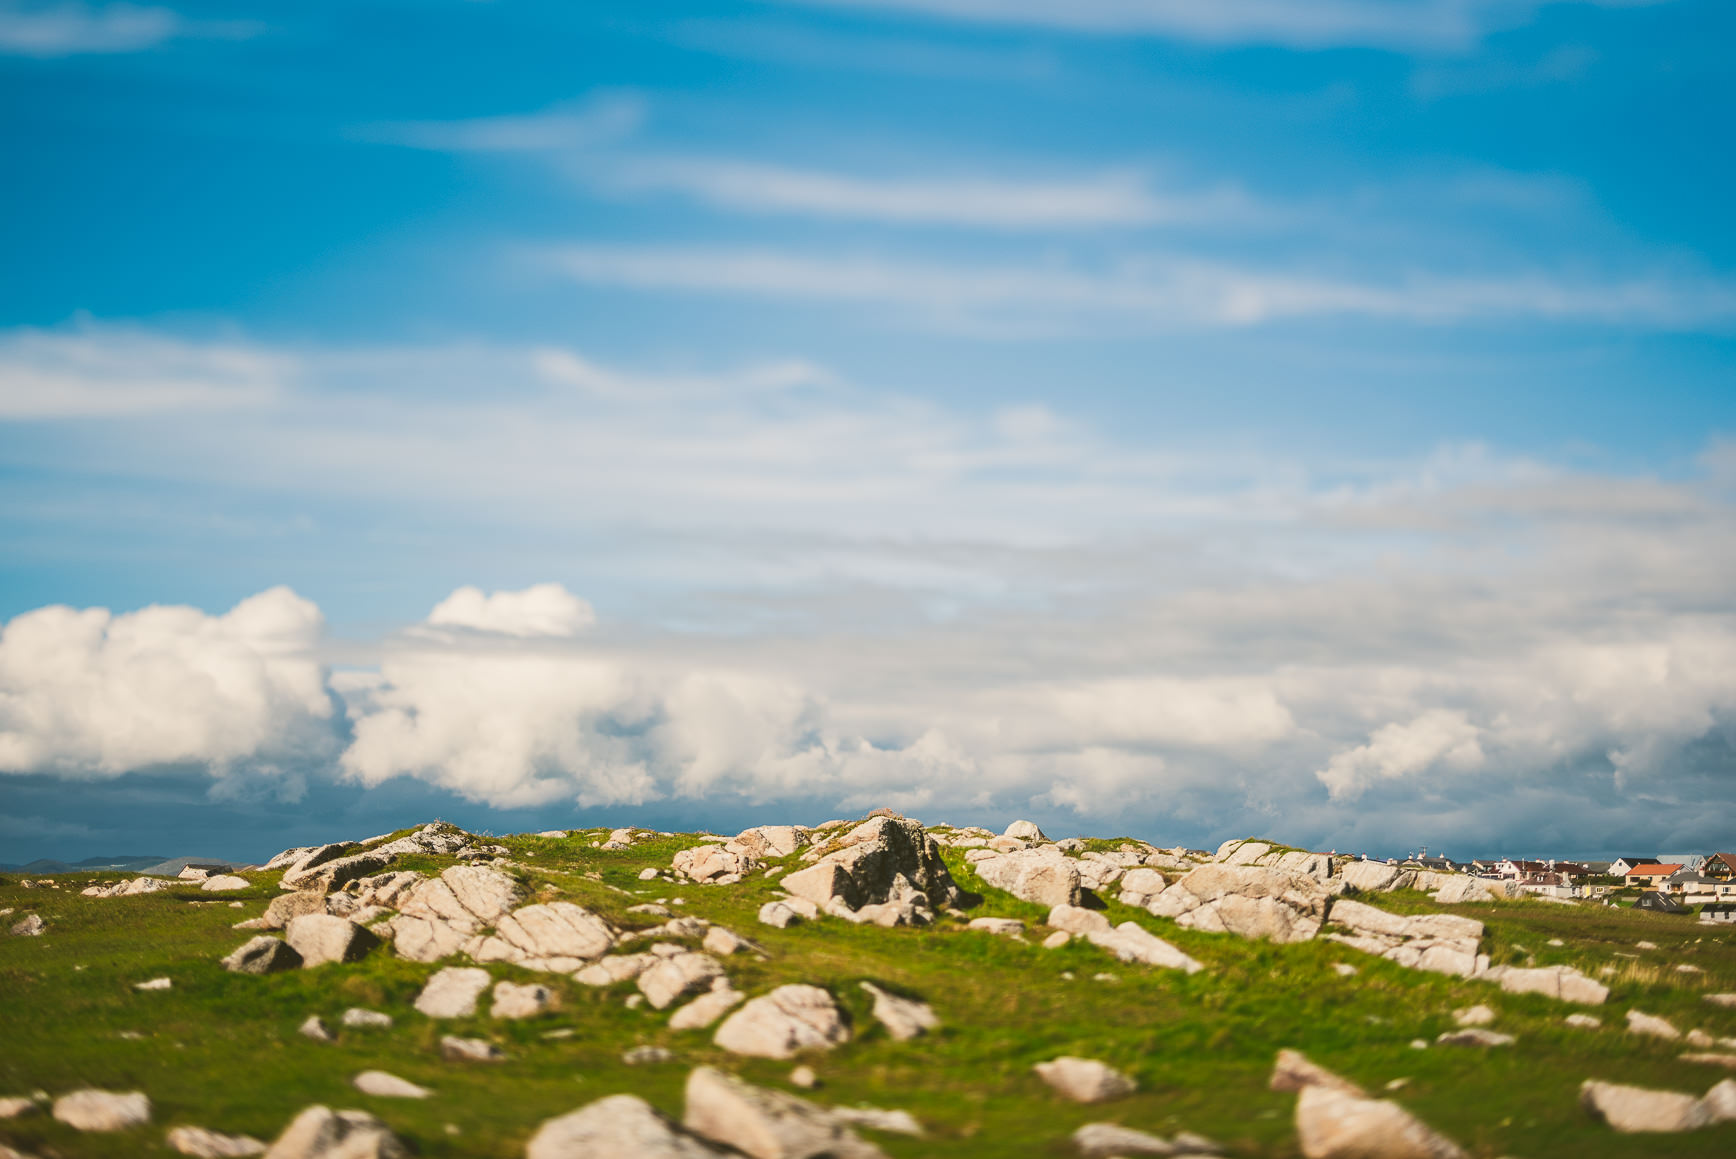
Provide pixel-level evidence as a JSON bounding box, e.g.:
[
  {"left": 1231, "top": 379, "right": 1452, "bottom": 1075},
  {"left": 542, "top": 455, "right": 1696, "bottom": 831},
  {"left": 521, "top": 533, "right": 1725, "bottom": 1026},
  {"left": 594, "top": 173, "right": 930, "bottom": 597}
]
[
  {"left": 425, "top": 583, "right": 596, "bottom": 638},
  {"left": 0, "top": 587, "right": 333, "bottom": 786},
  {"left": 1317, "top": 709, "right": 1484, "bottom": 799}
]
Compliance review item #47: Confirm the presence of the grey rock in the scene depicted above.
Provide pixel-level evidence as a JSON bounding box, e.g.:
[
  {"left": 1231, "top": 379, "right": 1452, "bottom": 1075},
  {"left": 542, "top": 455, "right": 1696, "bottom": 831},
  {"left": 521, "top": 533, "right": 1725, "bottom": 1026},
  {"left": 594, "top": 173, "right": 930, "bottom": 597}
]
[
  {"left": 526, "top": 1094, "right": 725, "bottom": 1159},
  {"left": 1294, "top": 1085, "right": 1466, "bottom": 1159},
  {"left": 1435, "top": 1029, "right": 1514, "bottom": 1047},
  {"left": 673, "top": 844, "right": 759, "bottom": 883},
  {"left": 414, "top": 966, "right": 492, "bottom": 1018},
  {"left": 284, "top": 915, "right": 378, "bottom": 968},
  {"left": 222, "top": 936, "right": 303, "bottom": 975},
  {"left": 1085, "top": 923, "right": 1204, "bottom": 974},
  {"left": 200, "top": 875, "right": 252, "bottom": 893},
  {"left": 52, "top": 1089, "right": 151, "bottom": 1132},
  {"left": 682, "top": 1066, "right": 885, "bottom": 1159},
  {"left": 8, "top": 914, "right": 44, "bottom": 937},
  {"left": 858, "top": 981, "right": 937, "bottom": 1041},
  {"left": 714, "top": 984, "right": 851, "bottom": 1059},
  {"left": 826, "top": 1106, "right": 923, "bottom": 1136},
  {"left": 1451, "top": 1005, "right": 1494, "bottom": 1027},
  {"left": 1034, "top": 1057, "right": 1136, "bottom": 1103},
  {"left": 779, "top": 817, "right": 961, "bottom": 912},
  {"left": 702, "top": 926, "right": 754, "bottom": 956},
  {"left": 623, "top": 1046, "right": 675, "bottom": 1065},
  {"left": 261, "top": 1105, "right": 406, "bottom": 1159},
  {"left": 440, "top": 1036, "right": 505, "bottom": 1062},
  {"left": 259, "top": 892, "right": 328, "bottom": 931},
  {"left": 1627, "top": 1010, "right": 1681, "bottom": 1040},
  {"left": 967, "top": 917, "right": 1025, "bottom": 936},
  {"left": 166, "top": 1126, "right": 267, "bottom": 1156},
  {"left": 575, "top": 953, "right": 657, "bottom": 987}
]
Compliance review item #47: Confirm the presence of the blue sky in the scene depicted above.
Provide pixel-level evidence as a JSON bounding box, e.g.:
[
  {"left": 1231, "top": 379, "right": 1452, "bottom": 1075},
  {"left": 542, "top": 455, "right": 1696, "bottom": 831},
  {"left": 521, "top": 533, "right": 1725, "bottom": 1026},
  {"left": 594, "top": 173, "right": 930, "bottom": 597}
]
[{"left": 1, "top": 1, "right": 1733, "bottom": 863}]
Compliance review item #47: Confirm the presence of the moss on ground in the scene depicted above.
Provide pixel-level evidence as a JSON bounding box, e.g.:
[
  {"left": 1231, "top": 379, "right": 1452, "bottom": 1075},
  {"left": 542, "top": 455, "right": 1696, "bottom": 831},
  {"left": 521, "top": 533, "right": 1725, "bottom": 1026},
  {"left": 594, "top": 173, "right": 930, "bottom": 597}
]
[{"left": 2, "top": 831, "right": 1734, "bottom": 1157}]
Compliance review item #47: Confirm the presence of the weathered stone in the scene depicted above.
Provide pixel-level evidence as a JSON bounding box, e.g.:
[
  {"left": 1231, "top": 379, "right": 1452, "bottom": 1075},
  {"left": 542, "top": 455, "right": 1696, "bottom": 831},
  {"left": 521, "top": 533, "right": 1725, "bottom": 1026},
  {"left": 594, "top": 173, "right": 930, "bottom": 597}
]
[
  {"left": 1004, "top": 820, "right": 1047, "bottom": 842},
  {"left": 859, "top": 981, "right": 937, "bottom": 1041},
  {"left": 1294, "top": 1085, "right": 1466, "bottom": 1159},
  {"left": 780, "top": 817, "right": 961, "bottom": 912},
  {"left": 826, "top": 1107, "right": 922, "bottom": 1137},
  {"left": 1682, "top": 1053, "right": 1736, "bottom": 1069},
  {"left": 526, "top": 1094, "right": 725, "bottom": 1159},
  {"left": 222, "top": 936, "right": 303, "bottom": 975},
  {"left": 1073, "top": 1122, "right": 1176, "bottom": 1157},
  {"left": 1578, "top": 1080, "right": 1709, "bottom": 1132},
  {"left": 1043, "top": 930, "right": 1071, "bottom": 949},
  {"left": 1493, "top": 965, "right": 1608, "bottom": 1005},
  {"left": 1222, "top": 841, "right": 1272, "bottom": 866},
  {"left": 1269, "top": 1050, "right": 1367, "bottom": 1097},
  {"left": 669, "top": 987, "right": 746, "bottom": 1030},
  {"left": 199, "top": 875, "right": 251, "bottom": 893},
  {"left": 1706, "top": 993, "right": 1736, "bottom": 1009},
  {"left": 967, "top": 916, "right": 1025, "bottom": 936},
  {"left": 259, "top": 892, "right": 328, "bottom": 931},
  {"left": 1034, "top": 1057, "right": 1136, "bottom": 1103},
  {"left": 8, "top": 913, "right": 44, "bottom": 936},
  {"left": 1327, "top": 899, "right": 1409, "bottom": 939},
  {"left": 285, "top": 850, "right": 396, "bottom": 894},
  {"left": 335, "top": 1008, "right": 388, "bottom": 1030},
  {"left": 1430, "top": 876, "right": 1495, "bottom": 904},
  {"left": 166, "top": 1126, "right": 266, "bottom": 1157},
  {"left": 492, "top": 902, "right": 614, "bottom": 963},
  {"left": 261, "top": 1105, "right": 406, "bottom": 1159},
  {"left": 492, "top": 980, "right": 556, "bottom": 1019},
  {"left": 392, "top": 866, "right": 521, "bottom": 962},
  {"left": 1624, "top": 1009, "right": 1680, "bottom": 1039},
  {"left": 1452, "top": 1005, "right": 1495, "bottom": 1027},
  {"left": 1703, "top": 1078, "right": 1736, "bottom": 1123},
  {"left": 298, "top": 1016, "right": 334, "bottom": 1042},
  {"left": 972, "top": 847, "right": 1083, "bottom": 908},
  {"left": 81, "top": 877, "right": 175, "bottom": 898},
  {"left": 1086, "top": 923, "right": 1204, "bottom": 974},
  {"left": 623, "top": 1045, "right": 674, "bottom": 1065},
  {"left": 52, "top": 1090, "right": 151, "bottom": 1132},
  {"left": 414, "top": 966, "right": 492, "bottom": 1018},
  {"left": 683, "top": 1066, "right": 885, "bottom": 1159},
  {"left": 575, "top": 953, "right": 657, "bottom": 986},
  {"left": 714, "top": 985, "right": 851, "bottom": 1059},
  {"left": 134, "top": 976, "right": 172, "bottom": 991},
  {"left": 351, "top": 1072, "right": 429, "bottom": 1099},
  {"left": 1435, "top": 1028, "right": 1514, "bottom": 1047},
  {"left": 0, "top": 1098, "right": 36, "bottom": 1120},
  {"left": 1566, "top": 1013, "right": 1602, "bottom": 1029},
  {"left": 440, "top": 1036, "right": 505, "bottom": 1062},
  {"left": 703, "top": 926, "right": 755, "bottom": 956},
  {"left": 1338, "top": 861, "right": 1408, "bottom": 893},
  {"left": 1048, "top": 904, "right": 1113, "bottom": 936},
  {"left": 278, "top": 844, "right": 360, "bottom": 887},
  {"left": 731, "top": 826, "right": 808, "bottom": 860},
  {"left": 675, "top": 845, "right": 759, "bottom": 883},
  {"left": 285, "top": 915, "right": 378, "bottom": 968},
  {"left": 639, "top": 952, "right": 726, "bottom": 1009}
]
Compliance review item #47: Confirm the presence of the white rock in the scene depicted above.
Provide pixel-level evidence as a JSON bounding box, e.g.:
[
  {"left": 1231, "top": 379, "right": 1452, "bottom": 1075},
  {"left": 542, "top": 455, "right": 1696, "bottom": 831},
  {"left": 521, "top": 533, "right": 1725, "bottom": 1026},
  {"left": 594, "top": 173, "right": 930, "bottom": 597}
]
[
  {"left": 1628, "top": 1010, "right": 1681, "bottom": 1040},
  {"left": 491, "top": 902, "right": 614, "bottom": 963},
  {"left": 285, "top": 915, "right": 378, "bottom": 968},
  {"left": 967, "top": 917, "right": 1025, "bottom": 936},
  {"left": 200, "top": 875, "right": 251, "bottom": 893},
  {"left": 638, "top": 951, "right": 726, "bottom": 1010},
  {"left": 827, "top": 1106, "right": 923, "bottom": 1136},
  {"left": 703, "top": 926, "right": 754, "bottom": 956},
  {"left": 526, "top": 1094, "right": 725, "bottom": 1159},
  {"left": 1452, "top": 1005, "right": 1494, "bottom": 1027},
  {"left": 1034, "top": 1057, "right": 1136, "bottom": 1103},
  {"left": 8, "top": 913, "right": 45, "bottom": 936},
  {"left": 261, "top": 1105, "right": 406, "bottom": 1159},
  {"left": 298, "top": 1016, "right": 334, "bottom": 1041},
  {"left": 414, "top": 967, "right": 492, "bottom": 1018},
  {"left": 1435, "top": 1029, "right": 1514, "bottom": 1047},
  {"left": 1086, "top": 922, "right": 1204, "bottom": 973},
  {"left": 440, "top": 1036, "right": 505, "bottom": 1063},
  {"left": 1337, "top": 861, "right": 1408, "bottom": 893},
  {"left": 134, "top": 977, "right": 172, "bottom": 991},
  {"left": 1073, "top": 1122, "right": 1176, "bottom": 1157},
  {"left": 1042, "top": 931, "right": 1071, "bottom": 949},
  {"left": 972, "top": 848, "right": 1082, "bottom": 908},
  {"left": 757, "top": 901, "right": 802, "bottom": 929},
  {"left": 492, "top": 980, "right": 557, "bottom": 1019},
  {"left": 622, "top": 1045, "right": 672, "bottom": 1064},
  {"left": 166, "top": 1126, "right": 267, "bottom": 1156},
  {"left": 574, "top": 953, "right": 656, "bottom": 986},
  {"left": 341, "top": 1009, "right": 392, "bottom": 1029},
  {"left": 221, "top": 936, "right": 302, "bottom": 975},
  {"left": 1578, "top": 1080, "right": 1709, "bottom": 1132},
  {"left": 1003, "top": 820, "right": 1047, "bottom": 842},
  {"left": 352, "top": 1072, "right": 429, "bottom": 1099},
  {"left": 714, "top": 984, "right": 851, "bottom": 1059},
  {"left": 859, "top": 981, "right": 938, "bottom": 1041},
  {"left": 669, "top": 988, "right": 745, "bottom": 1030},
  {"left": 1047, "top": 904, "right": 1112, "bottom": 936},
  {"left": 682, "top": 1066, "right": 885, "bottom": 1159},
  {"left": 1294, "top": 1084, "right": 1465, "bottom": 1159},
  {"left": 52, "top": 1090, "right": 151, "bottom": 1132},
  {"left": 1269, "top": 1050, "right": 1366, "bottom": 1096}
]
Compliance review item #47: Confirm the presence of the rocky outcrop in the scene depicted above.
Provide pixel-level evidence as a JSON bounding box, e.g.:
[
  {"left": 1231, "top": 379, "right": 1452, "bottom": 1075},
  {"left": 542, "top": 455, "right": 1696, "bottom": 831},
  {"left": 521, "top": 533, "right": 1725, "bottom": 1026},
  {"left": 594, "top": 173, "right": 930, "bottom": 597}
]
[
  {"left": 1033, "top": 1057, "right": 1136, "bottom": 1103},
  {"left": 682, "top": 1066, "right": 886, "bottom": 1159},
  {"left": 779, "top": 817, "right": 962, "bottom": 919},
  {"left": 52, "top": 1090, "right": 151, "bottom": 1132},
  {"left": 639, "top": 952, "right": 727, "bottom": 1010},
  {"left": 730, "top": 826, "right": 809, "bottom": 860},
  {"left": 492, "top": 980, "right": 557, "bottom": 1019},
  {"left": 970, "top": 846, "right": 1082, "bottom": 909},
  {"left": 1294, "top": 1085, "right": 1466, "bottom": 1159},
  {"left": 391, "top": 865, "right": 521, "bottom": 963},
  {"left": 1086, "top": 922, "right": 1204, "bottom": 973},
  {"left": 714, "top": 985, "right": 851, "bottom": 1059},
  {"left": 81, "top": 877, "right": 174, "bottom": 898},
  {"left": 674, "top": 844, "right": 759, "bottom": 885},
  {"left": 1323, "top": 900, "right": 1487, "bottom": 978},
  {"left": 1336, "top": 860, "right": 1414, "bottom": 894},
  {"left": 1148, "top": 863, "right": 1330, "bottom": 944},
  {"left": 527, "top": 1095, "right": 726, "bottom": 1159},
  {"left": 261, "top": 1106, "right": 406, "bottom": 1159},
  {"left": 467, "top": 901, "right": 615, "bottom": 971},
  {"left": 414, "top": 966, "right": 492, "bottom": 1018},
  {"left": 221, "top": 936, "right": 303, "bottom": 975},
  {"left": 1483, "top": 964, "right": 1608, "bottom": 1004},
  {"left": 284, "top": 915, "right": 379, "bottom": 968}
]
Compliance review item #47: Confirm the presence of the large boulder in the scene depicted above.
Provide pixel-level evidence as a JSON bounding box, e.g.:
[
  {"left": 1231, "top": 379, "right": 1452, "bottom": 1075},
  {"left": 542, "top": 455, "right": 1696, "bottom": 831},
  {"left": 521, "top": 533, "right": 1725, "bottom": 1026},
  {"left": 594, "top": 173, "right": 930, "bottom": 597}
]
[
  {"left": 52, "top": 1090, "right": 151, "bottom": 1132},
  {"left": 1003, "top": 820, "right": 1047, "bottom": 842},
  {"left": 1151, "top": 863, "right": 1329, "bottom": 944},
  {"left": 468, "top": 902, "right": 615, "bottom": 971},
  {"left": 1338, "top": 861, "right": 1413, "bottom": 894},
  {"left": 1578, "top": 1080, "right": 1710, "bottom": 1132},
  {"left": 258, "top": 891, "right": 328, "bottom": 931},
  {"left": 638, "top": 952, "right": 727, "bottom": 1010},
  {"left": 1294, "top": 1085, "right": 1465, "bottom": 1159},
  {"left": 526, "top": 1095, "right": 725, "bottom": 1159},
  {"left": 284, "top": 915, "right": 378, "bottom": 968},
  {"left": 261, "top": 1106, "right": 406, "bottom": 1159},
  {"left": 683, "top": 1067, "right": 886, "bottom": 1159},
  {"left": 971, "top": 846, "right": 1082, "bottom": 909},
  {"left": 392, "top": 866, "right": 521, "bottom": 963},
  {"left": 779, "top": 817, "right": 962, "bottom": 916},
  {"left": 729, "top": 826, "right": 808, "bottom": 860},
  {"left": 414, "top": 966, "right": 493, "bottom": 1018},
  {"left": 222, "top": 936, "right": 303, "bottom": 975},
  {"left": 714, "top": 985, "right": 851, "bottom": 1059}
]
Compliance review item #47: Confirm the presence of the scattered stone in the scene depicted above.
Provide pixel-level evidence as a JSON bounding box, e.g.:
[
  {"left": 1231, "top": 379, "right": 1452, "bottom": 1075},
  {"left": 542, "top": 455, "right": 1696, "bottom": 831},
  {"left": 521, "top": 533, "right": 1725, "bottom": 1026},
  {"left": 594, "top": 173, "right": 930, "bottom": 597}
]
[
  {"left": 758, "top": 901, "right": 803, "bottom": 929},
  {"left": 789, "top": 1067, "right": 818, "bottom": 1089},
  {"left": 828, "top": 1106, "right": 923, "bottom": 1136},
  {"left": 222, "top": 936, "right": 303, "bottom": 975},
  {"left": 352, "top": 1071, "right": 429, "bottom": 1099},
  {"left": 166, "top": 1126, "right": 267, "bottom": 1156},
  {"left": 630, "top": 904, "right": 673, "bottom": 917},
  {"left": 639, "top": 867, "right": 661, "bottom": 880},
  {"left": 1035, "top": 1057, "right": 1136, "bottom": 1103},
  {"left": 1578, "top": 1079, "right": 1709, "bottom": 1132},
  {"left": 342, "top": 1009, "right": 392, "bottom": 1029},
  {"left": 1452, "top": 1005, "right": 1494, "bottom": 1027},
  {"left": 135, "top": 977, "right": 172, "bottom": 991},
  {"left": 1073, "top": 1122, "right": 1176, "bottom": 1157},
  {"left": 639, "top": 951, "right": 726, "bottom": 1009},
  {"left": 298, "top": 1016, "right": 335, "bottom": 1042},
  {"left": 1269, "top": 1050, "right": 1367, "bottom": 1097},
  {"left": 260, "top": 1105, "right": 407, "bottom": 1159},
  {"left": 201, "top": 875, "right": 252, "bottom": 892},
  {"left": 1705, "top": 994, "right": 1736, "bottom": 1009},
  {"left": 1042, "top": 931, "right": 1071, "bottom": 949},
  {"left": 1636, "top": 940, "right": 1658, "bottom": 950},
  {"left": 575, "top": 953, "right": 657, "bottom": 987},
  {"left": 670, "top": 987, "right": 746, "bottom": 1030},
  {"left": 622, "top": 1045, "right": 674, "bottom": 1065},
  {"left": 1332, "top": 963, "right": 1358, "bottom": 977},
  {"left": 440, "top": 1036, "right": 505, "bottom": 1062},
  {"left": 1294, "top": 1084, "right": 1466, "bottom": 1159},
  {"left": 285, "top": 915, "right": 378, "bottom": 968},
  {"left": 1627, "top": 1010, "right": 1681, "bottom": 1040},
  {"left": 52, "top": 1089, "right": 152, "bottom": 1132},
  {"left": 1686, "top": 1028, "right": 1715, "bottom": 1047},
  {"left": 81, "top": 877, "right": 175, "bottom": 899},
  {"left": 967, "top": 917, "right": 1024, "bottom": 936},
  {"left": 492, "top": 980, "right": 557, "bottom": 1019},
  {"left": 414, "top": 967, "right": 493, "bottom": 1018},
  {"left": 0, "top": 1098, "right": 37, "bottom": 1119},
  {"left": 714, "top": 984, "right": 851, "bottom": 1059},
  {"left": 526, "top": 1094, "right": 724, "bottom": 1159},
  {"left": 1491, "top": 964, "right": 1609, "bottom": 1005},
  {"left": 1435, "top": 1028, "right": 1515, "bottom": 1047},
  {"left": 859, "top": 981, "right": 938, "bottom": 1041},
  {"left": 1048, "top": 903, "right": 1113, "bottom": 936},
  {"left": 683, "top": 1066, "right": 886, "bottom": 1159},
  {"left": 703, "top": 926, "right": 754, "bottom": 956},
  {"left": 1682, "top": 1053, "right": 1736, "bottom": 1069},
  {"left": 1086, "top": 922, "right": 1204, "bottom": 973},
  {"left": 8, "top": 914, "right": 44, "bottom": 937},
  {"left": 1566, "top": 1014, "right": 1602, "bottom": 1029}
]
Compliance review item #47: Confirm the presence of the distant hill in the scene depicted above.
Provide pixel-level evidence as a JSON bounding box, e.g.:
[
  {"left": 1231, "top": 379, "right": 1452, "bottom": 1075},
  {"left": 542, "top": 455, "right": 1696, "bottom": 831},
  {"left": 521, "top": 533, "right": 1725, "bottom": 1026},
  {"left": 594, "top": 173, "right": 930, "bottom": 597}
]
[{"left": 0, "top": 855, "right": 169, "bottom": 875}]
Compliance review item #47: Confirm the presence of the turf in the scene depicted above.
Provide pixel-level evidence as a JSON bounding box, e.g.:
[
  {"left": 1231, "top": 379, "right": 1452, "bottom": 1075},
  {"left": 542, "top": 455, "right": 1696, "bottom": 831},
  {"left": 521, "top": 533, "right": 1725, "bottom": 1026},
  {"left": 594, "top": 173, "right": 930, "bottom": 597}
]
[{"left": 2, "top": 827, "right": 1734, "bottom": 1157}]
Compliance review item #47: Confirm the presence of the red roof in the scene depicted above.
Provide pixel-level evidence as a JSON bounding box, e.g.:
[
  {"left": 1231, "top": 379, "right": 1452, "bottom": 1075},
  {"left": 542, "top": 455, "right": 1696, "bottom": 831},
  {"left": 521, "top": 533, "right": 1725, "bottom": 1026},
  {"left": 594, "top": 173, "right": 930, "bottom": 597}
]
[{"left": 1624, "top": 863, "right": 1682, "bottom": 876}]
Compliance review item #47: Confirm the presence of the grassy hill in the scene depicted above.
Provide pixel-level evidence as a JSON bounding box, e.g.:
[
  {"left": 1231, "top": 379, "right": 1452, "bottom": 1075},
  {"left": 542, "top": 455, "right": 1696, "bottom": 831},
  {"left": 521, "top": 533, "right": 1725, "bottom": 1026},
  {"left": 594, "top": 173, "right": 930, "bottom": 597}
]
[{"left": 2, "top": 825, "right": 1734, "bottom": 1157}]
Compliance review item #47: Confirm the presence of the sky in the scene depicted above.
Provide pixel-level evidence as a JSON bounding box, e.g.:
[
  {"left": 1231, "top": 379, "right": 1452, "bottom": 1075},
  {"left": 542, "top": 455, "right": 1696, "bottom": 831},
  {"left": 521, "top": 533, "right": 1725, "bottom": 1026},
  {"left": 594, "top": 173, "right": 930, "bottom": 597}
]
[{"left": 1, "top": 0, "right": 1733, "bottom": 865}]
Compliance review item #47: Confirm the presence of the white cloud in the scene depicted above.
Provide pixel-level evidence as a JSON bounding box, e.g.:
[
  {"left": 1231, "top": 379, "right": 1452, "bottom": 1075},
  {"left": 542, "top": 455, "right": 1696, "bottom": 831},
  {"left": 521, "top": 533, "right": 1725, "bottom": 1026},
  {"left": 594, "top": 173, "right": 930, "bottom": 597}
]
[
  {"left": 361, "top": 95, "right": 645, "bottom": 153},
  {"left": 0, "top": 587, "right": 332, "bottom": 783},
  {"left": 547, "top": 244, "right": 1736, "bottom": 333},
  {"left": 775, "top": 0, "right": 1660, "bottom": 54},
  {"left": 0, "top": 2, "right": 177, "bottom": 56},
  {"left": 0, "top": 323, "right": 286, "bottom": 418},
  {"left": 1317, "top": 709, "right": 1484, "bottom": 799},
  {"left": 426, "top": 583, "right": 596, "bottom": 639}
]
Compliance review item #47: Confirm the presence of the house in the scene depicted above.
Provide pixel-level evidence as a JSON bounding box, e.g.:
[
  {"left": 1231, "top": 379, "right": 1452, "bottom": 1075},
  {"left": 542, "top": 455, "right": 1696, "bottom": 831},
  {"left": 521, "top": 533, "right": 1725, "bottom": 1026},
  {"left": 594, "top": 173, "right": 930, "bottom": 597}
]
[
  {"left": 1700, "top": 904, "right": 1736, "bottom": 925},
  {"left": 1703, "top": 853, "right": 1736, "bottom": 879},
  {"left": 1609, "top": 857, "right": 1660, "bottom": 877},
  {"left": 1624, "top": 863, "right": 1683, "bottom": 887},
  {"left": 1666, "top": 868, "right": 1736, "bottom": 903},
  {"left": 1657, "top": 853, "right": 1706, "bottom": 872},
  {"left": 1634, "top": 891, "right": 1687, "bottom": 914}
]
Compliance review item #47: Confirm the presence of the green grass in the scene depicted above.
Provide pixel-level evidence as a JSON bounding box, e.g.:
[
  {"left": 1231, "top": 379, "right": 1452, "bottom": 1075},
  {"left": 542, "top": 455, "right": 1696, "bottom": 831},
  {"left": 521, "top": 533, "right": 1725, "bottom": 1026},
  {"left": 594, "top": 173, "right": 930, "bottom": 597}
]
[{"left": 3, "top": 832, "right": 1735, "bottom": 1157}]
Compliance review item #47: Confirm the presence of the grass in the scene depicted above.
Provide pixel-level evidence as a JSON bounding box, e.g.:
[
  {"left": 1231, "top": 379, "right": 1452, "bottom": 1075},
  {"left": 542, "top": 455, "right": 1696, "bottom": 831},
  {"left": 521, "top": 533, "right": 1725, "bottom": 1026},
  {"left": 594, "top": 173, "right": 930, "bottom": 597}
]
[{"left": 1, "top": 828, "right": 1734, "bottom": 1157}]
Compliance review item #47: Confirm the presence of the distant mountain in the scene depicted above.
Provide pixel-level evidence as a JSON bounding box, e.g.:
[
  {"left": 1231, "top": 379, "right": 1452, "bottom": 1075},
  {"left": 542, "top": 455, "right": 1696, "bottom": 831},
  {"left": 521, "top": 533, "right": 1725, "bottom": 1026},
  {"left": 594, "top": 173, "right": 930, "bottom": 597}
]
[{"left": 0, "top": 855, "right": 169, "bottom": 875}]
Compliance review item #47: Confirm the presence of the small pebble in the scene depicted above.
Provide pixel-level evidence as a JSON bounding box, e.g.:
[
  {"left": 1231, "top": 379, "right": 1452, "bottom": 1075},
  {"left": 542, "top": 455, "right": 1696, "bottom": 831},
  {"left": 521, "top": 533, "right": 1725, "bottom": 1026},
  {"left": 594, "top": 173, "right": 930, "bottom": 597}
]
[{"left": 790, "top": 1066, "right": 818, "bottom": 1089}]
